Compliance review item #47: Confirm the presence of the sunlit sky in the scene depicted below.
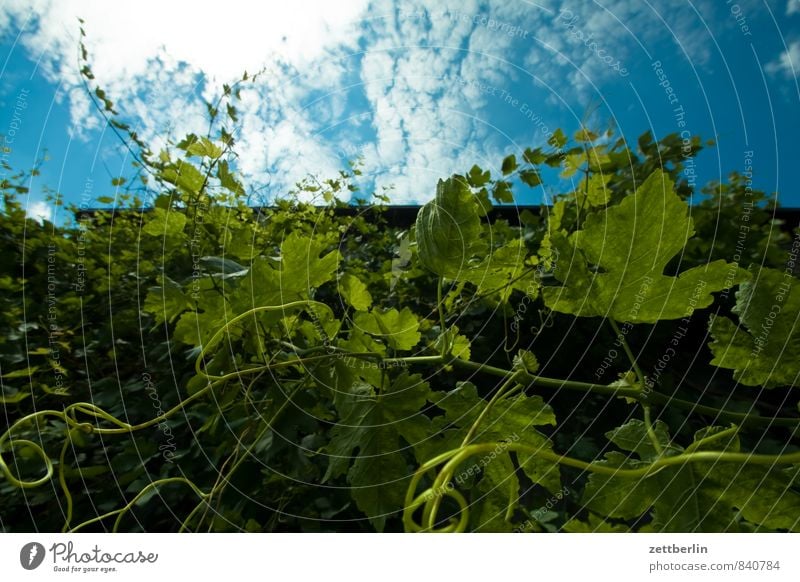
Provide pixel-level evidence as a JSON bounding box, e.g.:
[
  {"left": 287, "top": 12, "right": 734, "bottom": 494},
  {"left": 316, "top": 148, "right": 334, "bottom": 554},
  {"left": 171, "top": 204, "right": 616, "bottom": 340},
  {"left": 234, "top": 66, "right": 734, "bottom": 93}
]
[{"left": 1, "top": 0, "right": 799, "bottom": 223}]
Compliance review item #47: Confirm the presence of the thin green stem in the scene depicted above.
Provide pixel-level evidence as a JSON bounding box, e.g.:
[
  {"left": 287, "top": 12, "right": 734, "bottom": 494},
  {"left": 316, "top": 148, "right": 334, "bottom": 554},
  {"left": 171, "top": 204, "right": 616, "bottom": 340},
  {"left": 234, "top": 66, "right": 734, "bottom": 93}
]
[
  {"left": 405, "top": 440, "right": 800, "bottom": 532},
  {"left": 608, "top": 319, "right": 644, "bottom": 385},
  {"left": 461, "top": 374, "right": 520, "bottom": 447},
  {"left": 450, "top": 357, "right": 800, "bottom": 428},
  {"left": 437, "top": 276, "right": 448, "bottom": 357},
  {"left": 642, "top": 404, "right": 665, "bottom": 455}
]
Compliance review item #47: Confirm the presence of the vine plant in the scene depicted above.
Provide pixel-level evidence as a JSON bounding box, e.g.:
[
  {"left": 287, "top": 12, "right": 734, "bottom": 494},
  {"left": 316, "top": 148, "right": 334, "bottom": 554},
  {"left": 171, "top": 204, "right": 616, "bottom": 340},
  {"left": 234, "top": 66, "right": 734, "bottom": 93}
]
[{"left": 1, "top": 50, "right": 799, "bottom": 533}]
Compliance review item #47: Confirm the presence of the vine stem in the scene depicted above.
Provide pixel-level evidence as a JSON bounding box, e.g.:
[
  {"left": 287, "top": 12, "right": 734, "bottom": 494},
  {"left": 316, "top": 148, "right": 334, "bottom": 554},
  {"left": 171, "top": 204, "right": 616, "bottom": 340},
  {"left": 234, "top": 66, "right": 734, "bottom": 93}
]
[
  {"left": 642, "top": 404, "right": 665, "bottom": 455},
  {"left": 182, "top": 381, "right": 302, "bottom": 532},
  {"left": 448, "top": 357, "right": 800, "bottom": 429},
  {"left": 607, "top": 319, "right": 664, "bottom": 455},
  {"left": 608, "top": 319, "right": 644, "bottom": 385},
  {"left": 460, "top": 374, "right": 521, "bottom": 447},
  {"left": 3, "top": 298, "right": 799, "bottom": 530},
  {"left": 404, "top": 440, "right": 800, "bottom": 532},
  {"left": 423, "top": 372, "right": 522, "bottom": 526},
  {"left": 437, "top": 276, "right": 449, "bottom": 357}
]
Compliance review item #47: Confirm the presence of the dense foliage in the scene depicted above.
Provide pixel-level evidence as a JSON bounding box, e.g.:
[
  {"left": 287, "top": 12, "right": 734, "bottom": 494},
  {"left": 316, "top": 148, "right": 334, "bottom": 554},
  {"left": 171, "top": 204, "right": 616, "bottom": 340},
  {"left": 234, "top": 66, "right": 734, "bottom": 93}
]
[{"left": 1, "top": 55, "right": 799, "bottom": 533}]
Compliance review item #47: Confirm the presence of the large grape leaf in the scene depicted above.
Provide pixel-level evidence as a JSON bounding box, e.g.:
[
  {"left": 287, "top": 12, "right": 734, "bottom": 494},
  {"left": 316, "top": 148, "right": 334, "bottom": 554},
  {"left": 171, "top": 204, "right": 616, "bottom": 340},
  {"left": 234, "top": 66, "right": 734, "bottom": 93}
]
[
  {"left": 339, "top": 273, "right": 372, "bottom": 311},
  {"left": 278, "top": 231, "right": 341, "bottom": 293},
  {"left": 428, "top": 382, "right": 560, "bottom": 531},
  {"left": 415, "top": 174, "right": 540, "bottom": 301},
  {"left": 544, "top": 170, "right": 747, "bottom": 322},
  {"left": 582, "top": 421, "right": 800, "bottom": 531},
  {"left": 415, "top": 175, "right": 487, "bottom": 280},
  {"left": 231, "top": 232, "right": 339, "bottom": 313},
  {"left": 353, "top": 307, "right": 421, "bottom": 351},
  {"left": 708, "top": 267, "right": 800, "bottom": 388},
  {"left": 462, "top": 239, "right": 541, "bottom": 302},
  {"left": 143, "top": 275, "right": 191, "bottom": 326},
  {"left": 323, "top": 372, "right": 433, "bottom": 531},
  {"left": 142, "top": 207, "right": 187, "bottom": 237}
]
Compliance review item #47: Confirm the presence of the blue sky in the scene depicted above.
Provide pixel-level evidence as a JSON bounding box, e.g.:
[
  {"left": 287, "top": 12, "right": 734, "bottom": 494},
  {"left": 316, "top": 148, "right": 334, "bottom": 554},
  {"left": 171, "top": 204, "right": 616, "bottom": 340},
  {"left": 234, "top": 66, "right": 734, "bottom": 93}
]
[{"left": 1, "top": 0, "right": 799, "bottom": 223}]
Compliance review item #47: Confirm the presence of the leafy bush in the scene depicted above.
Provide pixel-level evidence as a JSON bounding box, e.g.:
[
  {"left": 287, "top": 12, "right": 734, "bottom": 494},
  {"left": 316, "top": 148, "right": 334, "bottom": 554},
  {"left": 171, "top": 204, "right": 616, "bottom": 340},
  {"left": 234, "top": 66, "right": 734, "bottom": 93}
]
[{"left": 1, "top": 54, "right": 799, "bottom": 533}]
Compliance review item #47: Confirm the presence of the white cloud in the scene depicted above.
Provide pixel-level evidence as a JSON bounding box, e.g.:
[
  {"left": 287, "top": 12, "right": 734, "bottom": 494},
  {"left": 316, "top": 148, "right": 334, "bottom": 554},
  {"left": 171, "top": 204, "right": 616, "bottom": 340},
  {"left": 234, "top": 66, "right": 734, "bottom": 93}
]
[
  {"left": 0, "top": 0, "right": 370, "bottom": 198},
  {"left": 789, "top": 0, "right": 800, "bottom": 16},
  {"left": 26, "top": 199, "right": 52, "bottom": 223},
  {"left": 766, "top": 40, "right": 800, "bottom": 77},
  {"left": 0, "top": 0, "right": 744, "bottom": 205}
]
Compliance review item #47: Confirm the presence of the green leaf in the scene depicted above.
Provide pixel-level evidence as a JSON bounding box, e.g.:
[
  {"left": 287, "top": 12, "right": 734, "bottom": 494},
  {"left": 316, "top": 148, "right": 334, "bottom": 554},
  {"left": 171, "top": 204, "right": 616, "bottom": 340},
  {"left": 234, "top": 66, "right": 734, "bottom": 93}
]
[
  {"left": 501, "top": 154, "right": 517, "bottom": 175},
  {"left": 415, "top": 175, "right": 486, "bottom": 279},
  {"left": 708, "top": 267, "right": 800, "bottom": 388},
  {"left": 543, "top": 170, "right": 748, "bottom": 322},
  {"left": 199, "top": 256, "right": 248, "bottom": 277},
  {"left": 225, "top": 224, "right": 258, "bottom": 261},
  {"left": 354, "top": 307, "right": 420, "bottom": 351},
  {"left": 463, "top": 239, "right": 540, "bottom": 302},
  {"left": 0, "top": 389, "right": 31, "bottom": 404},
  {"left": 523, "top": 147, "right": 546, "bottom": 165},
  {"left": 562, "top": 515, "right": 628, "bottom": 532},
  {"left": 143, "top": 276, "right": 191, "bottom": 325},
  {"left": 279, "top": 232, "right": 341, "bottom": 294},
  {"left": 548, "top": 128, "right": 567, "bottom": 149},
  {"left": 1, "top": 365, "right": 40, "bottom": 379},
  {"left": 575, "top": 173, "right": 612, "bottom": 208},
  {"left": 584, "top": 423, "right": 800, "bottom": 531},
  {"left": 605, "top": 419, "right": 674, "bottom": 461},
  {"left": 434, "top": 382, "right": 559, "bottom": 494},
  {"left": 466, "top": 164, "right": 490, "bottom": 187},
  {"left": 513, "top": 349, "right": 540, "bottom": 374},
  {"left": 186, "top": 137, "right": 223, "bottom": 159},
  {"left": 339, "top": 273, "right": 372, "bottom": 311},
  {"left": 142, "top": 208, "right": 187, "bottom": 237},
  {"left": 161, "top": 160, "right": 205, "bottom": 195},
  {"left": 434, "top": 325, "right": 471, "bottom": 360},
  {"left": 492, "top": 181, "right": 514, "bottom": 203},
  {"left": 217, "top": 160, "right": 245, "bottom": 197},
  {"left": 324, "top": 372, "right": 433, "bottom": 530},
  {"left": 651, "top": 461, "right": 800, "bottom": 532},
  {"left": 560, "top": 153, "right": 585, "bottom": 178},
  {"left": 519, "top": 169, "right": 541, "bottom": 188},
  {"left": 471, "top": 454, "right": 517, "bottom": 532},
  {"left": 173, "top": 290, "right": 229, "bottom": 348},
  {"left": 575, "top": 128, "right": 598, "bottom": 142},
  {"left": 581, "top": 452, "right": 660, "bottom": 519},
  {"left": 423, "top": 382, "right": 559, "bottom": 531}
]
